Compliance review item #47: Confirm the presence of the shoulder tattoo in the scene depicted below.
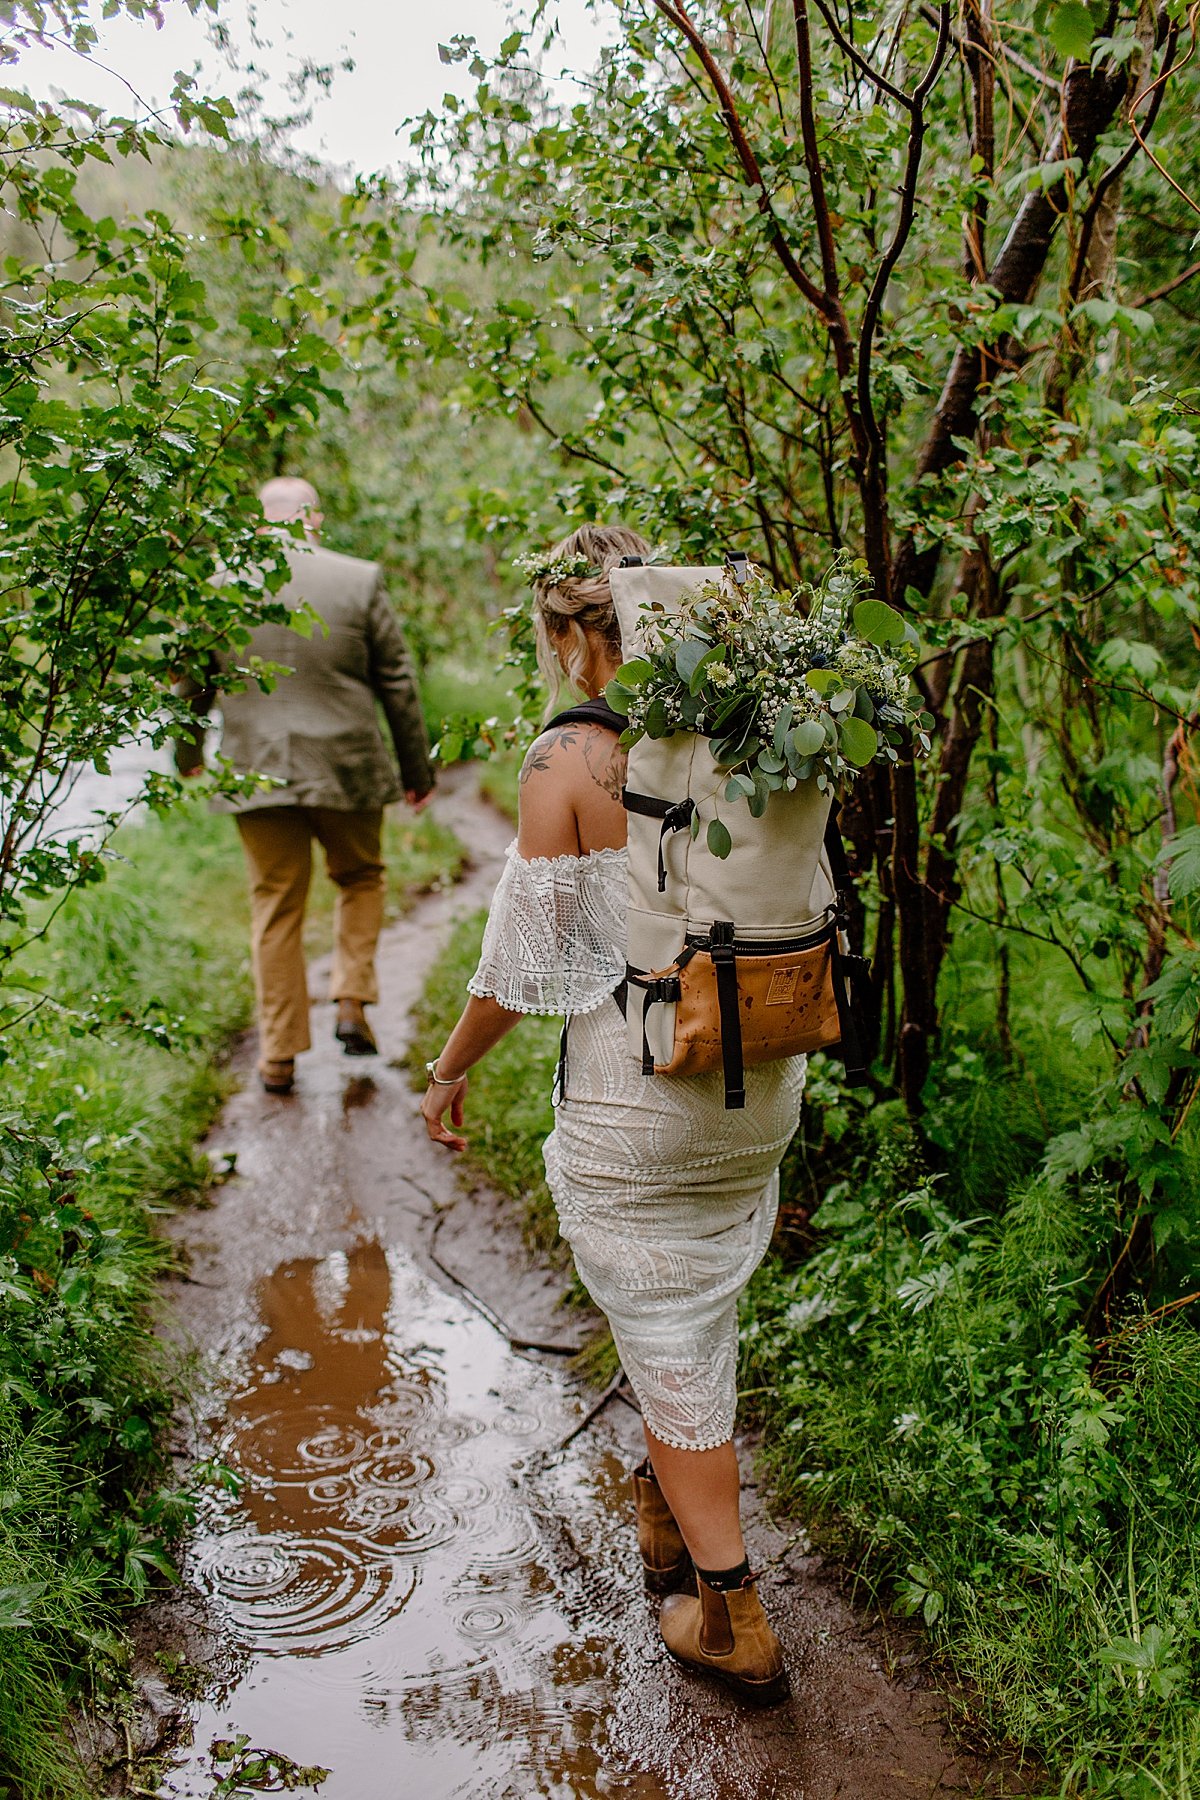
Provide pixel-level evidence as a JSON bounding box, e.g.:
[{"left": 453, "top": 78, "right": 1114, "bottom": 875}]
[
  {"left": 519, "top": 724, "right": 578, "bottom": 786},
  {"left": 582, "top": 727, "right": 627, "bottom": 804}
]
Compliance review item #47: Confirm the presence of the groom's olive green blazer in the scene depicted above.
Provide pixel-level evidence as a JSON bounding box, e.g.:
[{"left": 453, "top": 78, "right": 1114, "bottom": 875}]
[{"left": 177, "top": 541, "right": 434, "bottom": 813}]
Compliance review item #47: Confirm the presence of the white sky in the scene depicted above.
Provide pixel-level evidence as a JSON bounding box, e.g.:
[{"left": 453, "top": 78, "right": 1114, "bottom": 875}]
[{"left": 13, "top": 0, "right": 614, "bottom": 179}]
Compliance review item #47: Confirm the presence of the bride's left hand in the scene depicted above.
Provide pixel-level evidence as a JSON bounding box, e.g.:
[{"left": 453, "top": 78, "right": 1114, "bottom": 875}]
[{"left": 421, "top": 1075, "right": 469, "bottom": 1152}]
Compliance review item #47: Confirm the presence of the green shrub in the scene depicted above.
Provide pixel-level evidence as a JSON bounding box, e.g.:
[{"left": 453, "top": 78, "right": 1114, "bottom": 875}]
[
  {"left": 406, "top": 909, "right": 561, "bottom": 1250},
  {"left": 742, "top": 1085, "right": 1200, "bottom": 1798}
]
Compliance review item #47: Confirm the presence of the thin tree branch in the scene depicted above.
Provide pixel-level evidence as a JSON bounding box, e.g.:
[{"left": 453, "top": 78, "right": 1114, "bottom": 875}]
[
  {"left": 809, "top": 0, "right": 913, "bottom": 107},
  {"left": 1131, "top": 255, "right": 1200, "bottom": 307},
  {"left": 791, "top": 0, "right": 843, "bottom": 306},
  {"left": 856, "top": 5, "right": 952, "bottom": 461},
  {"left": 649, "top": 0, "right": 833, "bottom": 319}
]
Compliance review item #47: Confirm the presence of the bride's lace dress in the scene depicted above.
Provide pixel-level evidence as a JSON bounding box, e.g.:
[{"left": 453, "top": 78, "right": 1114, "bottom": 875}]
[{"left": 469, "top": 840, "right": 805, "bottom": 1451}]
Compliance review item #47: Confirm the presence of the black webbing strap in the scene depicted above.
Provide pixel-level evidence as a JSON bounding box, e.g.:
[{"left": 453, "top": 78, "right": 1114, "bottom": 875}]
[
  {"left": 553, "top": 1017, "right": 569, "bottom": 1107},
  {"left": 630, "top": 973, "right": 680, "bottom": 1075},
  {"left": 543, "top": 696, "right": 627, "bottom": 735},
  {"left": 555, "top": 978, "right": 629, "bottom": 1106},
  {"left": 822, "top": 799, "right": 853, "bottom": 905},
  {"left": 542, "top": 699, "right": 625, "bottom": 1109},
  {"left": 709, "top": 922, "right": 745, "bottom": 1109},
  {"left": 822, "top": 800, "right": 873, "bottom": 1083},
  {"left": 829, "top": 939, "right": 870, "bottom": 1086},
  {"left": 622, "top": 788, "right": 697, "bottom": 892}
]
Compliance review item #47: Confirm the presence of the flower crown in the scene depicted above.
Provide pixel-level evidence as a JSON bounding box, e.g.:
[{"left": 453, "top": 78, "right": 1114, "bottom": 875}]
[{"left": 514, "top": 549, "right": 602, "bottom": 588}]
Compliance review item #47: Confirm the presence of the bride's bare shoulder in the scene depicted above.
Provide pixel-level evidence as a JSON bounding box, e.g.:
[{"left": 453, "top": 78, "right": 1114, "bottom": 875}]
[
  {"left": 520, "top": 720, "right": 624, "bottom": 795},
  {"left": 517, "top": 721, "right": 626, "bottom": 858}
]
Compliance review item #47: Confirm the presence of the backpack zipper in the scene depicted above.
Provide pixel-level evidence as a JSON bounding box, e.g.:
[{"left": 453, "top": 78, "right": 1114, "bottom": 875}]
[{"left": 683, "top": 918, "right": 836, "bottom": 957}]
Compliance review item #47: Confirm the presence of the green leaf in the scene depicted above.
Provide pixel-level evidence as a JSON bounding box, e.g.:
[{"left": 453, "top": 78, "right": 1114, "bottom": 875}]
[
  {"left": 837, "top": 716, "right": 879, "bottom": 767},
  {"left": 790, "top": 720, "right": 826, "bottom": 758},
  {"left": 674, "top": 638, "right": 708, "bottom": 684},
  {"left": 1050, "top": 2, "right": 1096, "bottom": 62},
  {"left": 1161, "top": 826, "right": 1200, "bottom": 898},
  {"left": 615, "top": 657, "right": 652, "bottom": 686},
  {"left": 645, "top": 697, "right": 670, "bottom": 738},
  {"left": 707, "top": 817, "right": 732, "bottom": 858},
  {"left": 0, "top": 1582, "right": 47, "bottom": 1628},
  {"left": 852, "top": 598, "right": 907, "bottom": 646}
]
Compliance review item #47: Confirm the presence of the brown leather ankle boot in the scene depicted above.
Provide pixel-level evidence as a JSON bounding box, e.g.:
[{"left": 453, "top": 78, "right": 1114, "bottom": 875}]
[
  {"left": 659, "top": 1573, "right": 789, "bottom": 1706},
  {"left": 334, "top": 999, "right": 377, "bottom": 1056},
  {"left": 631, "top": 1457, "right": 692, "bottom": 1595}
]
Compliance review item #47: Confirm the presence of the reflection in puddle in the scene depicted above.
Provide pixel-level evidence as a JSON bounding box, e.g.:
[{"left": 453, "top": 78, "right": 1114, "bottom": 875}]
[
  {"left": 339, "top": 1075, "right": 377, "bottom": 1117},
  {"left": 162, "top": 1243, "right": 665, "bottom": 1800}
]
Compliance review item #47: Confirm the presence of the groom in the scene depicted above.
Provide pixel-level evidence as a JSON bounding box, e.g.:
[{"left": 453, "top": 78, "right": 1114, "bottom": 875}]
[{"left": 176, "top": 477, "right": 435, "bottom": 1093}]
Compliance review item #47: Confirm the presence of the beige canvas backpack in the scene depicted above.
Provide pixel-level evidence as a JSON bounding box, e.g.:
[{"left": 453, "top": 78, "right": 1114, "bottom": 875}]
[{"left": 608, "top": 558, "right": 871, "bottom": 1108}]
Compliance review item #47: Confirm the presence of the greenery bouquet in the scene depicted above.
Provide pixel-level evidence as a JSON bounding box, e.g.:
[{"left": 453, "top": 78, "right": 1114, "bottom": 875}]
[{"left": 606, "top": 555, "right": 931, "bottom": 846}]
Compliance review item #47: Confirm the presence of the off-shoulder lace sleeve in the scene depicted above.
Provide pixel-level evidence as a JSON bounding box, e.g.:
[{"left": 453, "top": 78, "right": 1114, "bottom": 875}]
[{"left": 468, "top": 840, "right": 627, "bottom": 1016}]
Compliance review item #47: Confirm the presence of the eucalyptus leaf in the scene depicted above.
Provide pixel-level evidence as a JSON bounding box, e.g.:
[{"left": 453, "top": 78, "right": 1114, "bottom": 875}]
[
  {"left": 790, "top": 719, "right": 826, "bottom": 757},
  {"left": 837, "top": 715, "right": 879, "bottom": 767},
  {"left": 674, "top": 639, "right": 707, "bottom": 684},
  {"left": 852, "top": 598, "right": 907, "bottom": 646},
  {"left": 707, "top": 817, "right": 732, "bottom": 858}
]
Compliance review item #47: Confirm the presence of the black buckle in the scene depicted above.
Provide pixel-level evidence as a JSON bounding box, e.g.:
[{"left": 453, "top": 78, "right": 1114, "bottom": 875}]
[{"left": 657, "top": 798, "right": 695, "bottom": 892}]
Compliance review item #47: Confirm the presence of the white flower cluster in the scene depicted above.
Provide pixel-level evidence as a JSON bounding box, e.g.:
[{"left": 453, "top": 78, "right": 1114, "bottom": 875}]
[{"left": 514, "top": 549, "right": 601, "bottom": 588}]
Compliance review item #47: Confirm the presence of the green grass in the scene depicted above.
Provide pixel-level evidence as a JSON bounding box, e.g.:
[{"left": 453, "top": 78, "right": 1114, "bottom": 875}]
[
  {"left": 0, "top": 804, "right": 252, "bottom": 1798},
  {"left": 406, "top": 909, "right": 562, "bottom": 1253},
  {"left": 0, "top": 797, "right": 467, "bottom": 1796}
]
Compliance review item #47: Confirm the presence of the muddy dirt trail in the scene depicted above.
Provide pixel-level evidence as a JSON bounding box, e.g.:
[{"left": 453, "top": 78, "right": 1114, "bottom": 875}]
[{"left": 152, "top": 776, "right": 1017, "bottom": 1800}]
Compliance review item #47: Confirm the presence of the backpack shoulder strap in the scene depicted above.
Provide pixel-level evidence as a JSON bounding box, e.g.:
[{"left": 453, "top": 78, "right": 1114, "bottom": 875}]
[
  {"left": 539, "top": 694, "right": 627, "bottom": 1108},
  {"left": 541, "top": 696, "right": 626, "bottom": 736}
]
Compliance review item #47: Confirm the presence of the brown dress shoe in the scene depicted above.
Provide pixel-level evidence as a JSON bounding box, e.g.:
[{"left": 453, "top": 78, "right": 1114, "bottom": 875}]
[
  {"left": 659, "top": 1573, "right": 789, "bottom": 1706},
  {"left": 334, "top": 999, "right": 377, "bottom": 1056},
  {"left": 258, "top": 1058, "right": 295, "bottom": 1095},
  {"left": 631, "top": 1458, "right": 692, "bottom": 1595}
]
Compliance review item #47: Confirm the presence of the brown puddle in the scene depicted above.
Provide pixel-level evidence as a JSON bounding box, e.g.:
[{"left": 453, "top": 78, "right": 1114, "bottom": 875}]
[{"left": 159, "top": 1240, "right": 666, "bottom": 1800}]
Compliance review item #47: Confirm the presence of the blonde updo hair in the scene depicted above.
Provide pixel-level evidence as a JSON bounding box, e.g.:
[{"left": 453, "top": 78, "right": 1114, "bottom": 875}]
[{"left": 532, "top": 522, "right": 652, "bottom": 717}]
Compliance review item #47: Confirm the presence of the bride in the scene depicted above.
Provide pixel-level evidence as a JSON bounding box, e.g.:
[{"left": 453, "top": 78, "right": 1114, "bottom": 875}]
[{"left": 420, "top": 523, "right": 804, "bottom": 1706}]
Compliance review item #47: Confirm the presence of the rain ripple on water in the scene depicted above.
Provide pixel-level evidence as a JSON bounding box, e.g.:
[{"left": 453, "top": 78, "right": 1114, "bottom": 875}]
[{"left": 169, "top": 1240, "right": 645, "bottom": 1800}]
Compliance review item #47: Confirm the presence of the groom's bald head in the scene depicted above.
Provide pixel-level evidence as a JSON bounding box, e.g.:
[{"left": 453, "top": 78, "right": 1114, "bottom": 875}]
[{"left": 259, "top": 476, "right": 321, "bottom": 527}]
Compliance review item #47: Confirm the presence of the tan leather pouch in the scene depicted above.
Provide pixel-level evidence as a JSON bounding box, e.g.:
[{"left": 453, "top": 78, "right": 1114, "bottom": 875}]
[{"left": 658, "top": 937, "right": 841, "bottom": 1076}]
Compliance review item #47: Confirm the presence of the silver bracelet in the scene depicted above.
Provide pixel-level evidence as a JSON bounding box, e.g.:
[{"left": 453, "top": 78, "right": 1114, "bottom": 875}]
[{"left": 425, "top": 1058, "right": 465, "bottom": 1086}]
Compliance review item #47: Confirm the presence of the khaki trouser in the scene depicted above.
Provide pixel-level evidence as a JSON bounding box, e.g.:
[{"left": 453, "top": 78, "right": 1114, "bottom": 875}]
[{"left": 236, "top": 806, "right": 385, "bottom": 1062}]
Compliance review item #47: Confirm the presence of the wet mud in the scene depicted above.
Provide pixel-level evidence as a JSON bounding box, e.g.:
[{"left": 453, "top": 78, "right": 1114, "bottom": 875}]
[{"left": 154, "top": 776, "right": 1024, "bottom": 1800}]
